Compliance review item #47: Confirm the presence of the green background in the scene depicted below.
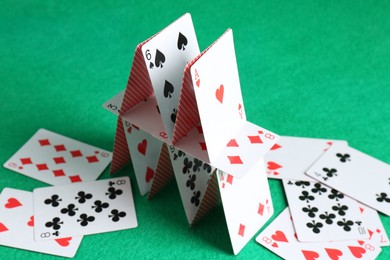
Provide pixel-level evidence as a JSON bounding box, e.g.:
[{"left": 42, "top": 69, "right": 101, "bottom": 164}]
[{"left": 1, "top": 0, "right": 389, "bottom": 259}]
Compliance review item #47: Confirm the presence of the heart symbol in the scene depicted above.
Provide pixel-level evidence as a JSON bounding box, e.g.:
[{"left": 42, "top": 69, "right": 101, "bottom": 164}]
[
  {"left": 27, "top": 215, "right": 34, "bottom": 227},
  {"left": 267, "top": 161, "right": 282, "bottom": 171},
  {"left": 145, "top": 167, "right": 154, "bottom": 183},
  {"left": 155, "top": 49, "right": 165, "bottom": 68},
  {"left": 271, "top": 242, "right": 278, "bottom": 248},
  {"left": 5, "top": 198, "right": 22, "bottom": 208},
  {"left": 325, "top": 248, "right": 343, "bottom": 260},
  {"left": 163, "top": 80, "right": 174, "bottom": 98},
  {"left": 137, "top": 139, "right": 147, "bottom": 156},
  {"left": 348, "top": 246, "right": 366, "bottom": 258},
  {"left": 271, "top": 143, "right": 282, "bottom": 150},
  {"left": 177, "top": 32, "right": 188, "bottom": 50},
  {"left": 0, "top": 222, "right": 8, "bottom": 232},
  {"left": 301, "top": 250, "right": 320, "bottom": 260},
  {"left": 55, "top": 237, "right": 72, "bottom": 247},
  {"left": 271, "top": 230, "right": 288, "bottom": 242},
  {"left": 215, "top": 84, "right": 224, "bottom": 104}
]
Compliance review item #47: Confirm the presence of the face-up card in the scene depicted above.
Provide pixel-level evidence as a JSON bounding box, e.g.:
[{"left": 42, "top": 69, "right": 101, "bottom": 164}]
[
  {"left": 168, "top": 145, "right": 214, "bottom": 224},
  {"left": 283, "top": 179, "right": 375, "bottom": 242},
  {"left": 264, "top": 136, "right": 348, "bottom": 181},
  {"left": 306, "top": 143, "right": 390, "bottom": 216},
  {"left": 0, "top": 188, "right": 82, "bottom": 258},
  {"left": 217, "top": 159, "right": 273, "bottom": 255},
  {"left": 33, "top": 177, "right": 137, "bottom": 241},
  {"left": 256, "top": 207, "right": 382, "bottom": 260},
  {"left": 142, "top": 13, "right": 200, "bottom": 141},
  {"left": 122, "top": 119, "right": 163, "bottom": 195},
  {"left": 102, "top": 90, "right": 125, "bottom": 116},
  {"left": 4, "top": 129, "right": 112, "bottom": 185}
]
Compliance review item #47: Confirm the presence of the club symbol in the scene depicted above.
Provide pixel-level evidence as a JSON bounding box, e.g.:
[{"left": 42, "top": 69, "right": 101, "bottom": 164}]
[
  {"left": 105, "top": 187, "right": 123, "bottom": 199},
  {"left": 295, "top": 181, "right": 310, "bottom": 188},
  {"left": 322, "top": 168, "right": 338, "bottom": 178},
  {"left": 186, "top": 174, "right": 196, "bottom": 190},
  {"left": 60, "top": 204, "right": 78, "bottom": 216},
  {"left": 171, "top": 108, "right": 177, "bottom": 123},
  {"left": 376, "top": 192, "right": 390, "bottom": 203},
  {"left": 52, "top": 231, "right": 60, "bottom": 237},
  {"left": 319, "top": 211, "right": 336, "bottom": 224},
  {"left": 109, "top": 209, "right": 127, "bottom": 222},
  {"left": 311, "top": 183, "right": 327, "bottom": 195},
  {"left": 173, "top": 150, "right": 186, "bottom": 161},
  {"left": 108, "top": 181, "right": 115, "bottom": 187},
  {"left": 306, "top": 220, "right": 323, "bottom": 234},
  {"left": 287, "top": 180, "right": 293, "bottom": 185},
  {"left": 44, "top": 194, "right": 62, "bottom": 207},
  {"left": 193, "top": 158, "right": 203, "bottom": 172},
  {"left": 182, "top": 158, "right": 193, "bottom": 174},
  {"left": 355, "top": 221, "right": 362, "bottom": 226},
  {"left": 75, "top": 191, "right": 93, "bottom": 204},
  {"left": 328, "top": 189, "right": 344, "bottom": 201},
  {"left": 299, "top": 191, "right": 315, "bottom": 203},
  {"left": 77, "top": 213, "right": 95, "bottom": 226},
  {"left": 92, "top": 200, "right": 109, "bottom": 213},
  {"left": 332, "top": 203, "right": 349, "bottom": 216},
  {"left": 191, "top": 191, "right": 201, "bottom": 207},
  {"left": 302, "top": 205, "right": 318, "bottom": 218},
  {"left": 202, "top": 163, "right": 212, "bottom": 173},
  {"left": 45, "top": 217, "right": 63, "bottom": 230},
  {"left": 337, "top": 218, "right": 354, "bottom": 231},
  {"left": 336, "top": 153, "right": 351, "bottom": 162}
]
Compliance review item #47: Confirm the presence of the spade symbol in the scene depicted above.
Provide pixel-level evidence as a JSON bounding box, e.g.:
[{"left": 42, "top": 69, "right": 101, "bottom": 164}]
[
  {"left": 163, "top": 80, "right": 174, "bottom": 98},
  {"left": 177, "top": 32, "right": 188, "bottom": 50},
  {"left": 155, "top": 49, "right": 165, "bottom": 68}
]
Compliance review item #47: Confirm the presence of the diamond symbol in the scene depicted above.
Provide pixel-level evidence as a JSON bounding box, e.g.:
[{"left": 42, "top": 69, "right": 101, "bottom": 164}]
[
  {"left": 53, "top": 157, "right": 66, "bottom": 164},
  {"left": 36, "top": 164, "right": 48, "bottom": 171},
  {"left": 238, "top": 224, "right": 245, "bottom": 237},
  {"left": 54, "top": 144, "right": 66, "bottom": 152},
  {"left": 227, "top": 156, "right": 243, "bottom": 164},
  {"left": 86, "top": 156, "right": 99, "bottom": 163},
  {"left": 248, "top": 135, "right": 263, "bottom": 144},
  {"left": 70, "top": 150, "right": 83, "bottom": 157},
  {"left": 69, "top": 175, "right": 82, "bottom": 183},
  {"left": 52, "top": 169, "right": 65, "bottom": 177},
  {"left": 227, "top": 139, "right": 239, "bottom": 147},
  {"left": 258, "top": 203, "right": 265, "bottom": 216},
  {"left": 20, "top": 158, "right": 32, "bottom": 165},
  {"left": 38, "top": 139, "right": 50, "bottom": 146},
  {"left": 226, "top": 174, "right": 233, "bottom": 185}
]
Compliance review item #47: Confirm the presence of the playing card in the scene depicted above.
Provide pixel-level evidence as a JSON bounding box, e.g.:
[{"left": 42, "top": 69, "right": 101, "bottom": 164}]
[
  {"left": 189, "top": 30, "right": 279, "bottom": 178},
  {"left": 283, "top": 179, "right": 374, "bottom": 242},
  {"left": 264, "top": 136, "right": 348, "bottom": 181},
  {"left": 174, "top": 124, "right": 209, "bottom": 163},
  {"left": 256, "top": 207, "right": 382, "bottom": 260},
  {"left": 102, "top": 90, "right": 125, "bottom": 116},
  {"left": 217, "top": 159, "right": 273, "bottom": 255},
  {"left": 0, "top": 188, "right": 82, "bottom": 257},
  {"left": 4, "top": 129, "right": 112, "bottom": 185},
  {"left": 305, "top": 143, "right": 390, "bottom": 216},
  {"left": 142, "top": 13, "right": 200, "bottom": 141},
  {"left": 122, "top": 118, "right": 163, "bottom": 195},
  {"left": 168, "top": 145, "right": 214, "bottom": 224},
  {"left": 33, "top": 177, "right": 137, "bottom": 241}
]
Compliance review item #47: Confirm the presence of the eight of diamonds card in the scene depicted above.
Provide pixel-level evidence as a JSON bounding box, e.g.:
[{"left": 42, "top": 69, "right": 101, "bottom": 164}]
[
  {"left": 0, "top": 188, "right": 82, "bottom": 258},
  {"left": 305, "top": 143, "right": 390, "bottom": 216},
  {"left": 33, "top": 177, "right": 137, "bottom": 241},
  {"left": 4, "top": 129, "right": 112, "bottom": 185}
]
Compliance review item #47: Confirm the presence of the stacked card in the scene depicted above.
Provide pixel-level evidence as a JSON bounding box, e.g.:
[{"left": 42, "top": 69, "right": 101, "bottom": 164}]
[
  {"left": 1, "top": 129, "right": 138, "bottom": 257},
  {"left": 257, "top": 136, "right": 389, "bottom": 259}
]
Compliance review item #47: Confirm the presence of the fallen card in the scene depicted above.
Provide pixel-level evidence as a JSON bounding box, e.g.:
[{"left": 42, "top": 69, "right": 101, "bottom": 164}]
[
  {"left": 4, "top": 129, "right": 112, "bottom": 185},
  {"left": 306, "top": 143, "right": 390, "bottom": 216},
  {"left": 264, "top": 136, "right": 348, "bottom": 181},
  {"left": 33, "top": 177, "right": 137, "bottom": 241},
  {"left": 256, "top": 207, "right": 382, "bottom": 260},
  {"left": 283, "top": 179, "right": 372, "bottom": 242},
  {"left": 0, "top": 188, "right": 82, "bottom": 257}
]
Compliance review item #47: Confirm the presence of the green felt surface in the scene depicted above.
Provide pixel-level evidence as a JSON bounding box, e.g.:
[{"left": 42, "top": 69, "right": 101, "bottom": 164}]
[{"left": 1, "top": 0, "right": 389, "bottom": 259}]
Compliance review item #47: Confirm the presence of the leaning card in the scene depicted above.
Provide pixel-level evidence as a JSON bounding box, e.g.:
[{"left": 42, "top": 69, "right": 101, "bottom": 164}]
[
  {"left": 0, "top": 188, "right": 82, "bottom": 257},
  {"left": 306, "top": 143, "right": 390, "bottom": 216},
  {"left": 4, "top": 129, "right": 112, "bottom": 185},
  {"left": 33, "top": 177, "right": 137, "bottom": 241},
  {"left": 256, "top": 207, "right": 382, "bottom": 260},
  {"left": 264, "top": 136, "right": 348, "bottom": 181},
  {"left": 283, "top": 179, "right": 371, "bottom": 242}
]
